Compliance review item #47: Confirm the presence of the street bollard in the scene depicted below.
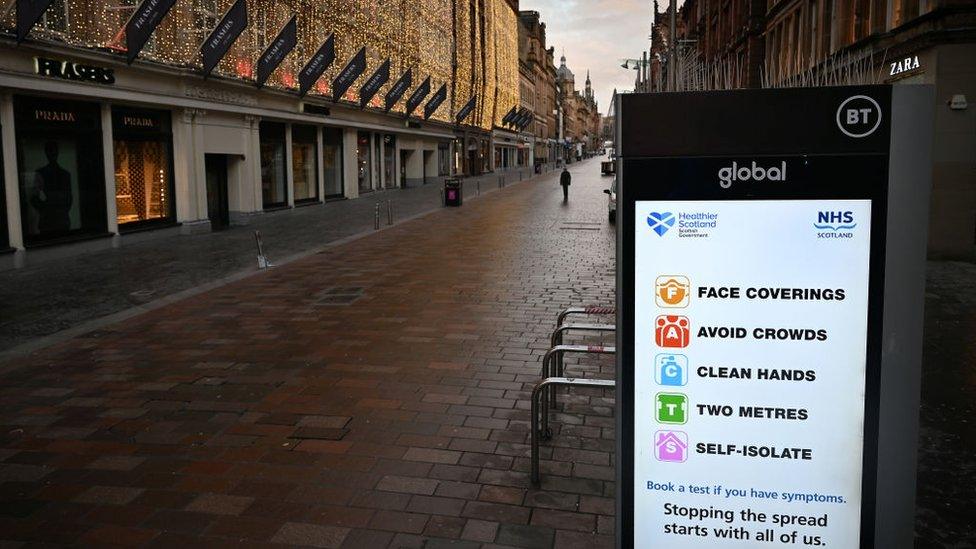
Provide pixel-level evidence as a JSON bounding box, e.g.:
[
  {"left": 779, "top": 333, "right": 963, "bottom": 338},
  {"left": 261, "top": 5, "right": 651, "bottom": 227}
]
[
  {"left": 374, "top": 203, "right": 380, "bottom": 230},
  {"left": 387, "top": 200, "right": 393, "bottom": 225},
  {"left": 254, "top": 230, "right": 272, "bottom": 269},
  {"left": 477, "top": 180, "right": 480, "bottom": 196}
]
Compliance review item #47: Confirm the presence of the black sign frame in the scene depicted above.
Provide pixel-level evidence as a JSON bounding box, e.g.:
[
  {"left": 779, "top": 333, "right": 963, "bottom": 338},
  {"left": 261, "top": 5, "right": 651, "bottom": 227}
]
[{"left": 615, "top": 86, "right": 896, "bottom": 549}]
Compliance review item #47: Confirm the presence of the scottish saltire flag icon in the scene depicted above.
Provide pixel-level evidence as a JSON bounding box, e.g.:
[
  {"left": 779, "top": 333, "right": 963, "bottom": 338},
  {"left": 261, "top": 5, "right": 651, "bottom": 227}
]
[{"left": 647, "top": 212, "right": 675, "bottom": 236}]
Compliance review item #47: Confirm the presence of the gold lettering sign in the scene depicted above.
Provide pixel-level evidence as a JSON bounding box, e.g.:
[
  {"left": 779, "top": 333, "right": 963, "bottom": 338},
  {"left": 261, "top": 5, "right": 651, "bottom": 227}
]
[{"left": 34, "top": 109, "right": 77, "bottom": 122}]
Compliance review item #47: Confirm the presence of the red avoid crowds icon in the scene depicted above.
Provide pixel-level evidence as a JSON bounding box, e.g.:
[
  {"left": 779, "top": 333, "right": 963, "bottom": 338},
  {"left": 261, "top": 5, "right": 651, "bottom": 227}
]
[{"left": 655, "top": 315, "right": 690, "bottom": 348}]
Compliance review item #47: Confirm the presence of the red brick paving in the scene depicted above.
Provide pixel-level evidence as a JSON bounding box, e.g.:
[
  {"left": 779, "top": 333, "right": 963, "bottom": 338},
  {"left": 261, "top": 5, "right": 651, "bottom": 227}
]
[{"left": 0, "top": 160, "right": 616, "bottom": 547}]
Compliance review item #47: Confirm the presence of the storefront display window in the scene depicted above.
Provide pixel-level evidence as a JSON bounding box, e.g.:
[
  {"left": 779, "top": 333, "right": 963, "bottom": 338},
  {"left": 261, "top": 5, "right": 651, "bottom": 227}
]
[
  {"left": 292, "top": 125, "right": 318, "bottom": 203},
  {"left": 438, "top": 143, "right": 450, "bottom": 176},
  {"left": 1, "top": 124, "right": 7, "bottom": 249},
  {"left": 260, "top": 121, "right": 287, "bottom": 208},
  {"left": 383, "top": 134, "right": 396, "bottom": 189},
  {"left": 112, "top": 107, "right": 174, "bottom": 229},
  {"left": 323, "top": 128, "right": 343, "bottom": 198},
  {"left": 357, "top": 131, "right": 372, "bottom": 193},
  {"left": 14, "top": 96, "right": 106, "bottom": 246}
]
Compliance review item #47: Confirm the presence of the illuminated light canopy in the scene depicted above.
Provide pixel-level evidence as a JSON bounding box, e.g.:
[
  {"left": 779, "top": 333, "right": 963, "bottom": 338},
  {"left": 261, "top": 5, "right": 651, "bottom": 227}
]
[{"left": 1, "top": 0, "right": 518, "bottom": 128}]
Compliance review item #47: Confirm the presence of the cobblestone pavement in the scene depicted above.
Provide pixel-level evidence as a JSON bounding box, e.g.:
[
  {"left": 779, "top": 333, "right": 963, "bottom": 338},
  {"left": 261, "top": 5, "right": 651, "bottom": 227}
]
[
  {"left": 0, "top": 158, "right": 618, "bottom": 547},
  {"left": 915, "top": 260, "right": 976, "bottom": 548},
  {"left": 0, "top": 166, "right": 541, "bottom": 353},
  {"left": 0, "top": 153, "right": 972, "bottom": 547}
]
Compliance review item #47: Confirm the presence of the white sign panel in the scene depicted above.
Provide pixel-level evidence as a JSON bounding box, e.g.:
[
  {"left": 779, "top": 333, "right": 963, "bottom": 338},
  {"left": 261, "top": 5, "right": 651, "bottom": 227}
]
[{"left": 633, "top": 199, "right": 872, "bottom": 548}]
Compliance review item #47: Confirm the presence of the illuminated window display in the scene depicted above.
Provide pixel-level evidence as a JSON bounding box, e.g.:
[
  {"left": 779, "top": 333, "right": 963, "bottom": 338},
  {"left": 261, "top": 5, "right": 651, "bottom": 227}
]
[
  {"left": 383, "top": 134, "right": 396, "bottom": 189},
  {"left": 260, "top": 121, "right": 288, "bottom": 208},
  {"left": 292, "top": 125, "right": 318, "bottom": 203},
  {"left": 14, "top": 96, "right": 106, "bottom": 245},
  {"left": 322, "top": 127, "right": 343, "bottom": 198},
  {"left": 112, "top": 107, "right": 174, "bottom": 229},
  {"left": 357, "top": 131, "right": 371, "bottom": 193}
]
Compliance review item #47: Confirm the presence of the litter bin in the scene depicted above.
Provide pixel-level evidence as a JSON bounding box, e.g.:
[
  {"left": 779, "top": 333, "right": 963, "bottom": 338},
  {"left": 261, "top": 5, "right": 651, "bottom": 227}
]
[{"left": 444, "top": 178, "right": 462, "bottom": 207}]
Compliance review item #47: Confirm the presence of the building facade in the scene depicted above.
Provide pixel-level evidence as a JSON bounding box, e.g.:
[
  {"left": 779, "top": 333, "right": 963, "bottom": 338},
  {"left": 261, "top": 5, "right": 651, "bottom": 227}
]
[
  {"left": 556, "top": 55, "right": 601, "bottom": 162},
  {"left": 0, "top": 0, "right": 520, "bottom": 269},
  {"left": 517, "top": 10, "right": 558, "bottom": 168},
  {"left": 637, "top": 0, "right": 976, "bottom": 258}
]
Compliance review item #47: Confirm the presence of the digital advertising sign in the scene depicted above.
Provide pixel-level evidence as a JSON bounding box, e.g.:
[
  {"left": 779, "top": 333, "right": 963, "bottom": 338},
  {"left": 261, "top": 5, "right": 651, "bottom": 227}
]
[{"left": 615, "top": 86, "right": 933, "bottom": 549}]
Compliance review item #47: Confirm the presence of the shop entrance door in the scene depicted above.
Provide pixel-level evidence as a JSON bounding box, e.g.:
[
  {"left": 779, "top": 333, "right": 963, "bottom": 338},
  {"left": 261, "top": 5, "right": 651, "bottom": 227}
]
[{"left": 205, "top": 154, "right": 229, "bottom": 230}]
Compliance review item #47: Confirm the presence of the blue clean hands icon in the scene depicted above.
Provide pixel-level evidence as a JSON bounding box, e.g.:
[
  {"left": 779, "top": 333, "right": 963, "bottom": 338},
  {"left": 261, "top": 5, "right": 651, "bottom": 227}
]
[{"left": 648, "top": 212, "right": 676, "bottom": 236}]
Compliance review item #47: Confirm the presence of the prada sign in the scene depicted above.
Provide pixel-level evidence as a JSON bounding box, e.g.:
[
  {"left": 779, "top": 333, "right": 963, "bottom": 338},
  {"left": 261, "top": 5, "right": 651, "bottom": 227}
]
[{"left": 34, "top": 57, "right": 116, "bottom": 85}]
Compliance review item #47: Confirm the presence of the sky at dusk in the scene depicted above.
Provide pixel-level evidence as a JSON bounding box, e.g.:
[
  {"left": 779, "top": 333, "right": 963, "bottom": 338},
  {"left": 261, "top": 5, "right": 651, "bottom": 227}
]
[{"left": 518, "top": 0, "right": 659, "bottom": 114}]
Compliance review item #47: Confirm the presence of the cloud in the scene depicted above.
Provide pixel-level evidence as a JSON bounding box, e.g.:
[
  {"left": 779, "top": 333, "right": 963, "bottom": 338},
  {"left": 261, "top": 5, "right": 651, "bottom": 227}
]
[{"left": 520, "top": 0, "right": 654, "bottom": 112}]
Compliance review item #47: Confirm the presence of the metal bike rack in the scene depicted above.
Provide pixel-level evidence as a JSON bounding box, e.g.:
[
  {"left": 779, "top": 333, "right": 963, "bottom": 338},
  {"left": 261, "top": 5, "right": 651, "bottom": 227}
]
[
  {"left": 531, "top": 376, "right": 616, "bottom": 485},
  {"left": 538, "top": 344, "right": 616, "bottom": 438},
  {"left": 550, "top": 323, "right": 616, "bottom": 389},
  {"left": 556, "top": 305, "right": 615, "bottom": 328}
]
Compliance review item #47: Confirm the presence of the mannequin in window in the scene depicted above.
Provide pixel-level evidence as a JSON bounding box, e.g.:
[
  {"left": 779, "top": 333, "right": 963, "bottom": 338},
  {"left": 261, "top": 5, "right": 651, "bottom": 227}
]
[{"left": 31, "top": 141, "right": 73, "bottom": 233}]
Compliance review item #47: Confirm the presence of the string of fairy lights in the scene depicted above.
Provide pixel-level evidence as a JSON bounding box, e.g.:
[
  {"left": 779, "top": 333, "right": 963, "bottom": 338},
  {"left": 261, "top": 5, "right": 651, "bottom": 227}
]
[{"left": 0, "top": 0, "right": 519, "bottom": 130}]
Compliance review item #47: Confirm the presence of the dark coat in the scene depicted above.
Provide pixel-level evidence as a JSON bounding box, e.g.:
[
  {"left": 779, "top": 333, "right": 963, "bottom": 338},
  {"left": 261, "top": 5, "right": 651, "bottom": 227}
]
[{"left": 559, "top": 170, "right": 571, "bottom": 186}]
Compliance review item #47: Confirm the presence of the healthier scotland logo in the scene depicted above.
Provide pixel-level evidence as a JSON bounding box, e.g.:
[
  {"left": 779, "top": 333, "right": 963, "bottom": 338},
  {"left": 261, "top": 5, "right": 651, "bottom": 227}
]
[{"left": 647, "top": 212, "right": 675, "bottom": 236}]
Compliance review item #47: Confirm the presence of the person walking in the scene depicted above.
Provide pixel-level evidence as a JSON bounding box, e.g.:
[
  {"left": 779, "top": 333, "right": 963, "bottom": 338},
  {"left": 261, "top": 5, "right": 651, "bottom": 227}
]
[{"left": 560, "top": 167, "right": 571, "bottom": 201}]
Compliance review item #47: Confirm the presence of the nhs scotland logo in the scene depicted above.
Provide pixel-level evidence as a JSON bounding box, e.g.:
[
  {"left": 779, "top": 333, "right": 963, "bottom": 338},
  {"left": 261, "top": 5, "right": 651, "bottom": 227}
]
[
  {"left": 647, "top": 212, "right": 675, "bottom": 236},
  {"left": 815, "top": 210, "right": 857, "bottom": 239}
]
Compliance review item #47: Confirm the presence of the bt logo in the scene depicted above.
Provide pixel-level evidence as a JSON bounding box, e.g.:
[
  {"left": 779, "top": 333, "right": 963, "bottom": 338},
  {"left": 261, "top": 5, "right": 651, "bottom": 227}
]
[{"left": 837, "top": 95, "right": 882, "bottom": 138}]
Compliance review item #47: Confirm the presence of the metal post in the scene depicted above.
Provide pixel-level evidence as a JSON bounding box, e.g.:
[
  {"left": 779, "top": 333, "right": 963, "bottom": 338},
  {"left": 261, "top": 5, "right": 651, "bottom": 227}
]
[
  {"left": 669, "top": 0, "right": 677, "bottom": 92},
  {"left": 374, "top": 203, "right": 380, "bottom": 230},
  {"left": 532, "top": 377, "right": 616, "bottom": 485},
  {"left": 498, "top": 176, "right": 503, "bottom": 188},
  {"left": 477, "top": 180, "right": 480, "bottom": 196},
  {"left": 386, "top": 200, "right": 393, "bottom": 225},
  {"left": 255, "top": 230, "right": 271, "bottom": 269}
]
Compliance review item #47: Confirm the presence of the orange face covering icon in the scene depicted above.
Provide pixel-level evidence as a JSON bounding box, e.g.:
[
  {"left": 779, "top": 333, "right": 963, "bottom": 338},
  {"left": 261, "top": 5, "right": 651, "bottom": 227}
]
[{"left": 655, "top": 276, "right": 690, "bottom": 307}]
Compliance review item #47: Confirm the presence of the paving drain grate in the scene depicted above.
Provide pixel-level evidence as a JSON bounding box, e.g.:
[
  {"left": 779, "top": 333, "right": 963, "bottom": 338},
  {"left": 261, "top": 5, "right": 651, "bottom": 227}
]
[
  {"left": 313, "top": 286, "right": 365, "bottom": 306},
  {"left": 559, "top": 221, "right": 603, "bottom": 231}
]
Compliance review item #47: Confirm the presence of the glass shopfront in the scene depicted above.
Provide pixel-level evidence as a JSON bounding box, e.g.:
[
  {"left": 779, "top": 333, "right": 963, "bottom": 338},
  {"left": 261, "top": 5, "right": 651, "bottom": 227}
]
[
  {"left": 1, "top": 123, "right": 8, "bottom": 249},
  {"left": 112, "top": 107, "right": 175, "bottom": 230},
  {"left": 14, "top": 96, "right": 106, "bottom": 246},
  {"left": 357, "top": 131, "right": 372, "bottom": 193},
  {"left": 383, "top": 134, "right": 396, "bottom": 189},
  {"left": 322, "top": 127, "right": 343, "bottom": 198},
  {"left": 438, "top": 142, "right": 450, "bottom": 176},
  {"left": 292, "top": 124, "right": 318, "bottom": 203},
  {"left": 260, "top": 121, "right": 288, "bottom": 208}
]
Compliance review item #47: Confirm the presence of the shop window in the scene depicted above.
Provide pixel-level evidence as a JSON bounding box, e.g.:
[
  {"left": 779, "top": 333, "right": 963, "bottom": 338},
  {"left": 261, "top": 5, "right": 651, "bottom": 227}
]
[
  {"left": 292, "top": 125, "right": 318, "bottom": 203},
  {"left": 14, "top": 96, "right": 106, "bottom": 246},
  {"left": 357, "top": 131, "right": 372, "bottom": 193},
  {"left": 0, "top": 123, "right": 7, "bottom": 249},
  {"left": 438, "top": 143, "right": 450, "bottom": 176},
  {"left": 112, "top": 108, "right": 174, "bottom": 229},
  {"left": 260, "top": 122, "right": 287, "bottom": 208},
  {"left": 322, "top": 128, "right": 343, "bottom": 198},
  {"left": 383, "top": 134, "right": 396, "bottom": 189},
  {"left": 374, "top": 134, "right": 382, "bottom": 188}
]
